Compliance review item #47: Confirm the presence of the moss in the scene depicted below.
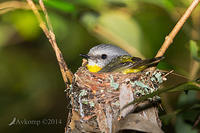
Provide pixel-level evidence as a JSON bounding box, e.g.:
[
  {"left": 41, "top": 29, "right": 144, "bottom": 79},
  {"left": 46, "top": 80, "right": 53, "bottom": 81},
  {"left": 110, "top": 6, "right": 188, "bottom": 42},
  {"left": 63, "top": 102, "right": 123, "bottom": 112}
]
[
  {"left": 134, "top": 89, "right": 145, "bottom": 96},
  {"left": 82, "top": 98, "right": 89, "bottom": 105},
  {"left": 131, "top": 81, "right": 152, "bottom": 89},
  {"left": 112, "top": 101, "right": 120, "bottom": 106},
  {"left": 109, "top": 75, "right": 119, "bottom": 90},
  {"left": 145, "top": 71, "right": 150, "bottom": 75},
  {"left": 131, "top": 80, "right": 155, "bottom": 97},
  {"left": 151, "top": 77, "right": 156, "bottom": 82},
  {"left": 154, "top": 72, "right": 163, "bottom": 83},
  {"left": 89, "top": 101, "right": 95, "bottom": 107},
  {"left": 79, "top": 89, "right": 88, "bottom": 96}
]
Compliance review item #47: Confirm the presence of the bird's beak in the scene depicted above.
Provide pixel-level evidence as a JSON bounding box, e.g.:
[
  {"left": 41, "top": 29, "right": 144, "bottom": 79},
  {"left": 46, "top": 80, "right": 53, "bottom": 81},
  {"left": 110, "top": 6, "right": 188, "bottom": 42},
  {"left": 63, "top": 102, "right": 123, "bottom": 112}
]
[{"left": 80, "top": 54, "right": 90, "bottom": 59}]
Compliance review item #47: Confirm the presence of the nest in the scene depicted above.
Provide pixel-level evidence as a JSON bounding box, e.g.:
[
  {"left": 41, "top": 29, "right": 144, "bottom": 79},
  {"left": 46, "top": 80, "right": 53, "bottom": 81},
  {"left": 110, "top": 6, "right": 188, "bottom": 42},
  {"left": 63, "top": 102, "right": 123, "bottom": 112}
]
[{"left": 68, "top": 63, "right": 167, "bottom": 133}]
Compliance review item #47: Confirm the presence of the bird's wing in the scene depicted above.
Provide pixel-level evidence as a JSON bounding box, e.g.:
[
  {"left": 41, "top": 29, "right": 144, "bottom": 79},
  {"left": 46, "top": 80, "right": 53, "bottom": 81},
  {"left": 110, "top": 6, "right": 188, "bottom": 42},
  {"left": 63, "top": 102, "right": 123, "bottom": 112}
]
[
  {"left": 130, "top": 56, "right": 165, "bottom": 69},
  {"left": 98, "top": 55, "right": 133, "bottom": 73},
  {"left": 98, "top": 56, "right": 164, "bottom": 73}
]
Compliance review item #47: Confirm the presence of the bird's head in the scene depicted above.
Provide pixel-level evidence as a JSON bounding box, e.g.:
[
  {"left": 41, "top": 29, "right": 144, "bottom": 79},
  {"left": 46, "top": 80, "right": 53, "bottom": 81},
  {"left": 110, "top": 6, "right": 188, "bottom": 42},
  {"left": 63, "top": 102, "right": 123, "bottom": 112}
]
[{"left": 80, "top": 44, "right": 130, "bottom": 72}]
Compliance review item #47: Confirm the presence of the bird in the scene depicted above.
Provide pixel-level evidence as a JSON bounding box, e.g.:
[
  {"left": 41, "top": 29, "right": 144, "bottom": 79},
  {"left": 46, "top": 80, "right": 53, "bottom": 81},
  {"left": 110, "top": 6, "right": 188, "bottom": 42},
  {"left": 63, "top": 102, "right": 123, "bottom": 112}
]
[{"left": 80, "top": 44, "right": 164, "bottom": 74}]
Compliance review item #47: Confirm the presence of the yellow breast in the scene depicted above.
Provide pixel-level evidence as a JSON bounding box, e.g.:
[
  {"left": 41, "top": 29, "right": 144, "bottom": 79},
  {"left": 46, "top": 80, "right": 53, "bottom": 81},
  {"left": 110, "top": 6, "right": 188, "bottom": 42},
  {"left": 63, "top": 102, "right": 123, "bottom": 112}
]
[{"left": 86, "top": 64, "right": 102, "bottom": 73}]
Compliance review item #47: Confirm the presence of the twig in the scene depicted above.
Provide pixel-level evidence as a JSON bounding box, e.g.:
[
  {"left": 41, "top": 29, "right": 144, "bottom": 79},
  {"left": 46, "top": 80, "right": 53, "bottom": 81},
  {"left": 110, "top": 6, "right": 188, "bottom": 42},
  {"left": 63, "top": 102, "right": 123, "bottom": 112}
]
[
  {"left": 0, "top": 1, "right": 29, "bottom": 10},
  {"left": 0, "top": 1, "right": 33, "bottom": 15},
  {"left": 193, "top": 113, "right": 200, "bottom": 129},
  {"left": 39, "top": 0, "right": 53, "bottom": 32},
  {"left": 26, "top": 0, "right": 73, "bottom": 86},
  {"left": 155, "top": 0, "right": 200, "bottom": 57},
  {"left": 26, "top": 1, "right": 74, "bottom": 132}
]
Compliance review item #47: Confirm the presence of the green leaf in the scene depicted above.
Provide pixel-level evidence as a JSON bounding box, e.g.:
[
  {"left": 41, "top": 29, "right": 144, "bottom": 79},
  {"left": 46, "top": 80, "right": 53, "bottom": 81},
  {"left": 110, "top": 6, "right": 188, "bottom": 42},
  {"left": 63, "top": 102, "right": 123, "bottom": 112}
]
[
  {"left": 122, "top": 81, "right": 200, "bottom": 110},
  {"left": 190, "top": 40, "right": 200, "bottom": 62}
]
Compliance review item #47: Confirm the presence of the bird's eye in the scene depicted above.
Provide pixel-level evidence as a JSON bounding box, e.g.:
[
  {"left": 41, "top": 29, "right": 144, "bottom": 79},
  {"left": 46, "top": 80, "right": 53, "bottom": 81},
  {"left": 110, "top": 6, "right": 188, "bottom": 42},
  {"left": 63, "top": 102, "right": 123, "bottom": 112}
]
[{"left": 101, "top": 54, "right": 107, "bottom": 59}]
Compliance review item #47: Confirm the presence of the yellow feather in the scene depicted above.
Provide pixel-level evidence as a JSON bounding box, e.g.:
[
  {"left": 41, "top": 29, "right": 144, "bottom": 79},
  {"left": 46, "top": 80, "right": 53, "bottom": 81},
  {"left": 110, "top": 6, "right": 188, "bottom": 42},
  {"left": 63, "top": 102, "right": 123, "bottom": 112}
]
[
  {"left": 122, "top": 66, "right": 145, "bottom": 74},
  {"left": 86, "top": 64, "right": 102, "bottom": 72}
]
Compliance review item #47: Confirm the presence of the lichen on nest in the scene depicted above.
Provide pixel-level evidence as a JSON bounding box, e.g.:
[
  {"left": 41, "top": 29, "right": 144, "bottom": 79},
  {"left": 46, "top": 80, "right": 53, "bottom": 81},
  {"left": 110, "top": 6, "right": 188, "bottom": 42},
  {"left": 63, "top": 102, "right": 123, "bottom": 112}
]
[{"left": 70, "top": 66, "right": 167, "bottom": 132}]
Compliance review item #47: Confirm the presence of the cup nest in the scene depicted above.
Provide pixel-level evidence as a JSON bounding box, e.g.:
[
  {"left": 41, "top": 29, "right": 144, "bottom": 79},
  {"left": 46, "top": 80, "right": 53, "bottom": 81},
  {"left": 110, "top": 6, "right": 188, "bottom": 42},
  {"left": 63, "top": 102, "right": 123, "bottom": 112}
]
[{"left": 68, "top": 64, "right": 167, "bottom": 133}]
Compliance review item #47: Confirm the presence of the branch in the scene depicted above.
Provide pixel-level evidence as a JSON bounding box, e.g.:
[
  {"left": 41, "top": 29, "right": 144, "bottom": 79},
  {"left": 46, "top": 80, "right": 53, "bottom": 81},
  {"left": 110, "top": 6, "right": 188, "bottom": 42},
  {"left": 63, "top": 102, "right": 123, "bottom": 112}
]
[
  {"left": 0, "top": 1, "right": 33, "bottom": 15},
  {"left": 26, "top": 0, "right": 73, "bottom": 86},
  {"left": 155, "top": 0, "right": 200, "bottom": 57}
]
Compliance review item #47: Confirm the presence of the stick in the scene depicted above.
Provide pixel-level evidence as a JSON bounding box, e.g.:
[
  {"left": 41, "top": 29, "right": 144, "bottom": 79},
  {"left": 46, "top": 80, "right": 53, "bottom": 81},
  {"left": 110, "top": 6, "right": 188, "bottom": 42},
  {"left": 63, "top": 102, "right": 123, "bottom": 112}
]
[
  {"left": 155, "top": 0, "right": 200, "bottom": 57},
  {"left": 0, "top": 1, "right": 33, "bottom": 15},
  {"left": 26, "top": 0, "right": 73, "bottom": 86}
]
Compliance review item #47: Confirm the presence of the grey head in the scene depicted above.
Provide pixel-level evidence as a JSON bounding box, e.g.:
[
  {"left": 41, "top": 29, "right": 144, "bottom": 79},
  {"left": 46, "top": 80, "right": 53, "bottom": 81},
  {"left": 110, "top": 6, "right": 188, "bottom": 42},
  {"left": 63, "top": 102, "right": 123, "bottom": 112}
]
[{"left": 86, "top": 44, "right": 131, "bottom": 68}]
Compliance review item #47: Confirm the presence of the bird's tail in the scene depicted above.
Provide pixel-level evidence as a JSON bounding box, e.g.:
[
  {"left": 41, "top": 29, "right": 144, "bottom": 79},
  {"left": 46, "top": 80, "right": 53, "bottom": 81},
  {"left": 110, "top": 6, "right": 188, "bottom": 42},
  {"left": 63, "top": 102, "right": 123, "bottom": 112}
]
[{"left": 131, "top": 56, "right": 165, "bottom": 69}]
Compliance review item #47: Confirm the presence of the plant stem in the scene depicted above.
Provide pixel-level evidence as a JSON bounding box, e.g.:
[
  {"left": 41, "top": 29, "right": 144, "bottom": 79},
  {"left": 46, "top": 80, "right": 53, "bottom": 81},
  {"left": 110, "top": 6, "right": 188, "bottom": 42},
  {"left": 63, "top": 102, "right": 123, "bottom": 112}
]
[
  {"left": 156, "top": 0, "right": 200, "bottom": 57},
  {"left": 26, "top": 0, "right": 73, "bottom": 86}
]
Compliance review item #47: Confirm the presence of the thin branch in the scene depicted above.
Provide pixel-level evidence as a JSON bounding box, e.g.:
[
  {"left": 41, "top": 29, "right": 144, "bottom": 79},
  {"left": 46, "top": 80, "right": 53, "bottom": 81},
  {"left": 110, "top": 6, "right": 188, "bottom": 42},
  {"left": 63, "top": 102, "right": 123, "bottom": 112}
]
[
  {"left": 0, "top": 1, "right": 33, "bottom": 15},
  {"left": 26, "top": 0, "right": 73, "bottom": 86},
  {"left": 0, "top": 1, "right": 29, "bottom": 10},
  {"left": 193, "top": 114, "right": 200, "bottom": 129},
  {"left": 155, "top": 0, "right": 200, "bottom": 57},
  {"left": 39, "top": 0, "right": 54, "bottom": 32},
  {"left": 26, "top": 1, "right": 74, "bottom": 132}
]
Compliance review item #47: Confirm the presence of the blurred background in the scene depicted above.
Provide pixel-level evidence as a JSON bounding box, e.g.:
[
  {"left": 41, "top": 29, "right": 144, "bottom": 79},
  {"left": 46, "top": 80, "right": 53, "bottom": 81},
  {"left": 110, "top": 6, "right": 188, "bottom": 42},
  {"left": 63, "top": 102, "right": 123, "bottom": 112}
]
[{"left": 0, "top": 0, "right": 199, "bottom": 133}]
